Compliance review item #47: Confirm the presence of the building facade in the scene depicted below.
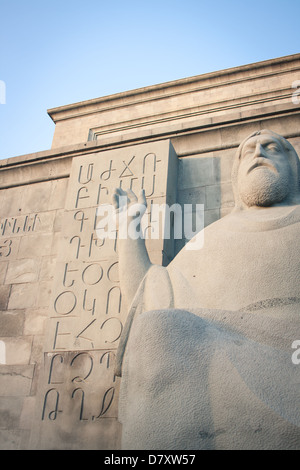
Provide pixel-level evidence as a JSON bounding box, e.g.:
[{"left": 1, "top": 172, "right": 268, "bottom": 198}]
[{"left": 0, "top": 54, "right": 299, "bottom": 449}]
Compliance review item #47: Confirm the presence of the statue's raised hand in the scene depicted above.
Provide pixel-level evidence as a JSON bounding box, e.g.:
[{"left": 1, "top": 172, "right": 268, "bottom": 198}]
[{"left": 112, "top": 188, "right": 147, "bottom": 234}]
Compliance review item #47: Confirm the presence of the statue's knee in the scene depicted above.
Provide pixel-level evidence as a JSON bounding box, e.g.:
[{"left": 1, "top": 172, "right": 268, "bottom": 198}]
[{"left": 132, "top": 308, "right": 196, "bottom": 347}]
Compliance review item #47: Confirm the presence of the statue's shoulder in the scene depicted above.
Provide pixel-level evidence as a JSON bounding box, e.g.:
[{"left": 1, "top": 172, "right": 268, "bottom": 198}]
[{"left": 217, "top": 204, "right": 300, "bottom": 233}]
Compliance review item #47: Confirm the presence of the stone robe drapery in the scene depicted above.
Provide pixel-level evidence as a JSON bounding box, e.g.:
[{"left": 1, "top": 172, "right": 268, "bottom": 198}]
[{"left": 116, "top": 205, "right": 300, "bottom": 450}]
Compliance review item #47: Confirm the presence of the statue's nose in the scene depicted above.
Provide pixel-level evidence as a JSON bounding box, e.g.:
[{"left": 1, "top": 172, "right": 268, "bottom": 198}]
[{"left": 253, "top": 143, "right": 266, "bottom": 159}]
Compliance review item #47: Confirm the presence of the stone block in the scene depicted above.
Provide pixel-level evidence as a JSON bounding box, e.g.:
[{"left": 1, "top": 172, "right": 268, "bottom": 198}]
[
  {"left": 48, "top": 178, "right": 69, "bottom": 210},
  {"left": 0, "top": 285, "right": 11, "bottom": 310},
  {"left": 30, "top": 335, "right": 44, "bottom": 364},
  {"left": 34, "top": 211, "right": 56, "bottom": 233},
  {"left": 19, "top": 429, "right": 31, "bottom": 450},
  {"left": 19, "top": 396, "right": 36, "bottom": 430},
  {"left": 5, "top": 259, "right": 40, "bottom": 284},
  {"left": 0, "top": 212, "right": 55, "bottom": 238},
  {"left": 0, "top": 237, "right": 21, "bottom": 261},
  {"left": 205, "top": 183, "right": 234, "bottom": 211},
  {"left": 0, "top": 337, "right": 32, "bottom": 365},
  {"left": 177, "top": 186, "right": 206, "bottom": 205},
  {"left": 178, "top": 156, "right": 215, "bottom": 190},
  {"left": 0, "top": 365, "right": 34, "bottom": 396},
  {"left": 37, "top": 280, "right": 53, "bottom": 308},
  {"left": 53, "top": 209, "right": 64, "bottom": 232},
  {"left": 51, "top": 232, "right": 62, "bottom": 256},
  {"left": 18, "top": 233, "right": 53, "bottom": 259},
  {"left": 173, "top": 128, "right": 223, "bottom": 157},
  {"left": 0, "top": 310, "right": 25, "bottom": 336},
  {"left": 29, "top": 363, "right": 41, "bottom": 398},
  {"left": 205, "top": 184, "right": 221, "bottom": 210},
  {"left": 21, "top": 181, "right": 52, "bottom": 214},
  {"left": 0, "top": 396, "right": 24, "bottom": 429},
  {"left": 0, "top": 186, "right": 24, "bottom": 218},
  {"left": 0, "top": 429, "right": 22, "bottom": 450},
  {"left": 31, "top": 417, "right": 121, "bottom": 450},
  {"left": 24, "top": 309, "right": 48, "bottom": 336},
  {"left": 220, "top": 182, "right": 234, "bottom": 208},
  {"left": 220, "top": 124, "right": 257, "bottom": 151},
  {"left": 8, "top": 283, "right": 38, "bottom": 309},
  {"left": 0, "top": 261, "right": 8, "bottom": 284},
  {"left": 39, "top": 256, "right": 57, "bottom": 281},
  {"left": 214, "top": 149, "right": 235, "bottom": 183}
]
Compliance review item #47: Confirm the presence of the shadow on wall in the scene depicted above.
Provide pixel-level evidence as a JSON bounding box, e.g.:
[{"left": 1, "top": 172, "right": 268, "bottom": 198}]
[
  {"left": 137, "top": 152, "right": 235, "bottom": 266},
  {"left": 174, "top": 155, "right": 225, "bottom": 257}
]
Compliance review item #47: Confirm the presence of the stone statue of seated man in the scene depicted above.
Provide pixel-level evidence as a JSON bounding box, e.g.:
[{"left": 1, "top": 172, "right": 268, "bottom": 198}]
[{"left": 112, "top": 130, "right": 300, "bottom": 450}]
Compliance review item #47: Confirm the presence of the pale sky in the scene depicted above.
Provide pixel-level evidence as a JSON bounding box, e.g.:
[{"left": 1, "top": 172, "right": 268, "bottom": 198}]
[{"left": 0, "top": 0, "right": 299, "bottom": 159}]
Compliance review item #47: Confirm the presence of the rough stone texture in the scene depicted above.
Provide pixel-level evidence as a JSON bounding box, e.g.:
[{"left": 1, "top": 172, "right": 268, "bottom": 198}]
[{"left": 0, "top": 54, "right": 299, "bottom": 449}]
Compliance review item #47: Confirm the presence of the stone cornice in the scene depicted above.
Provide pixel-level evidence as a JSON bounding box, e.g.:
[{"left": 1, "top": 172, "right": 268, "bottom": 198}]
[
  {"left": 1, "top": 100, "right": 299, "bottom": 176},
  {"left": 47, "top": 53, "right": 300, "bottom": 124}
]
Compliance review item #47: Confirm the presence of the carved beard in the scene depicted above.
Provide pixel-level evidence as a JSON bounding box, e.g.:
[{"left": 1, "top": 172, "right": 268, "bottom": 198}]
[{"left": 238, "top": 167, "right": 290, "bottom": 207}]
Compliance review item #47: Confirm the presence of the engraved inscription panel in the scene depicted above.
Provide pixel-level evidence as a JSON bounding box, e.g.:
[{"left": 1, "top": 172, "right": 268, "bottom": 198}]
[{"left": 32, "top": 140, "right": 177, "bottom": 449}]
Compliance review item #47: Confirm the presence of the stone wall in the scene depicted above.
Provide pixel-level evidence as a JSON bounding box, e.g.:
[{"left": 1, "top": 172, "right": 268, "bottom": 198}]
[
  {"left": 0, "top": 177, "right": 69, "bottom": 448},
  {"left": 0, "top": 54, "right": 299, "bottom": 449}
]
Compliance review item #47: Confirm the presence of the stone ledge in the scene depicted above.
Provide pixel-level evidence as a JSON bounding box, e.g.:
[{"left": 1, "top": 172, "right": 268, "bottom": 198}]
[{"left": 1, "top": 100, "right": 299, "bottom": 178}]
